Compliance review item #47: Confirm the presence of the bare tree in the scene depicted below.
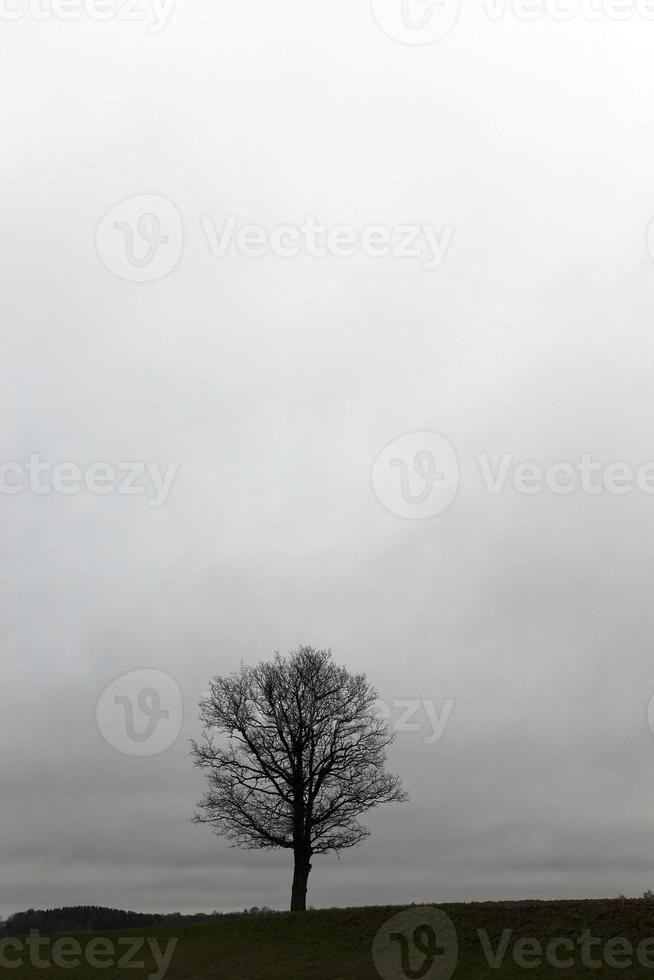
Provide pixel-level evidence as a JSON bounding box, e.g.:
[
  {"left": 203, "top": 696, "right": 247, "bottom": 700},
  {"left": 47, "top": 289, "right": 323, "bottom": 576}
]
[{"left": 191, "top": 646, "right": 407, "bottom": 911}]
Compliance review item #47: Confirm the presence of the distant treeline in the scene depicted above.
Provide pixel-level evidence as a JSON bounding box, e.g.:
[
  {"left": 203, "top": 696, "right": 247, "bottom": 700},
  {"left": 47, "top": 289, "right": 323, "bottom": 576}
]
[{"left": 2, "top": 906, "right": 224, "bottom": 936}]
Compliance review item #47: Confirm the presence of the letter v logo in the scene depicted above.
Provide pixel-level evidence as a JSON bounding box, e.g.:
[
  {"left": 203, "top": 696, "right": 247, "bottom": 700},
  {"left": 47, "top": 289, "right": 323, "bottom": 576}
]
[{"left": 371, "top": 0, "right": 459, "bottom": 44}]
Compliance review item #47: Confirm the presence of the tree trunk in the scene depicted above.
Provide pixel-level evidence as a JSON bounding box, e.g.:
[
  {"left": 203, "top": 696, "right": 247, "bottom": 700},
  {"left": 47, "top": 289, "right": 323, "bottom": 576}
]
[{"left": 290, "top": 851, "right": 312, "bottom": 911}]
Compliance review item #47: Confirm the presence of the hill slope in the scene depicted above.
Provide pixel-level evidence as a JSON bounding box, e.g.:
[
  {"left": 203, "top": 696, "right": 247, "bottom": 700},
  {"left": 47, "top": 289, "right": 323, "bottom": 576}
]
[{"left": 5, "top": 899, "right": 654, "bottom": 979}]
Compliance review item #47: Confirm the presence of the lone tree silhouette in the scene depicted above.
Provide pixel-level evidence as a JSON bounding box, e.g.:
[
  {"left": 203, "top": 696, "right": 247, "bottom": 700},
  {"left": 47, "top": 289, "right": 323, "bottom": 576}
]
[{"left": 191, "top": 646, "right": 407, "bottom": 911}]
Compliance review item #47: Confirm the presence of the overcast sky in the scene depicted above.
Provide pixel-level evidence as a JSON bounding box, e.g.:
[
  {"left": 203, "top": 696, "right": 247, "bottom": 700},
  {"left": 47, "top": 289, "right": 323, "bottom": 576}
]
[{"left": 3, "top": 0, "right": 654, "bottom": 919}]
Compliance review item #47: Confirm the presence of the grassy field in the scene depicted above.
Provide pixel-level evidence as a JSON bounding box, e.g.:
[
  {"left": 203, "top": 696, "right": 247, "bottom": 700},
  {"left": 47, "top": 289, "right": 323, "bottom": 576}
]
[{"left": 7, "top": 899, "right": 654, "bottom": 979}]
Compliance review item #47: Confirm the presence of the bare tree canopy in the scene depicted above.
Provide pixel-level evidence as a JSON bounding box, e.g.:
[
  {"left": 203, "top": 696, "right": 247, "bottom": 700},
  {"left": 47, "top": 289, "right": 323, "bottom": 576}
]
[{"left": 191, "top": 646, "right": 407, "bottom": 911}]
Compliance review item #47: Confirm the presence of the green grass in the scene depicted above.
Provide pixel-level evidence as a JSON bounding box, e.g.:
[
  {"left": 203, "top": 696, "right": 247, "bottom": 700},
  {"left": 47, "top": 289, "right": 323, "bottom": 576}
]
[{"left": 7, "top": 899, "right": 654, "bottom": 979}]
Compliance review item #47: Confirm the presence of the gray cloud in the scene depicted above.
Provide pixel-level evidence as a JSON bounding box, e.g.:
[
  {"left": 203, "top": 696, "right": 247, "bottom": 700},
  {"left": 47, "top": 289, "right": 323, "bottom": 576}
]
[{"left": 2, "top": 0, "right": 654, "bottom": 920}]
